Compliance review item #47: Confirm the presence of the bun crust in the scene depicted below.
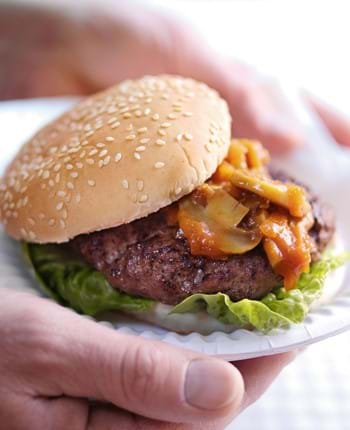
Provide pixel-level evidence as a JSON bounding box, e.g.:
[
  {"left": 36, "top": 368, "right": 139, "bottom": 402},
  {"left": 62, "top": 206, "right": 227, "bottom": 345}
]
[{"left": 0, "top": 75, "right": 231, "bottom": 243}]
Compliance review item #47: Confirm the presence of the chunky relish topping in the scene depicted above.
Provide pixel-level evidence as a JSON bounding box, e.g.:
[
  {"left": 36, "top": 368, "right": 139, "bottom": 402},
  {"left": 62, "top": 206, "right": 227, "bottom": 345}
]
[{"left": 174, "top": 139, "right": 314, "bottom": 290}]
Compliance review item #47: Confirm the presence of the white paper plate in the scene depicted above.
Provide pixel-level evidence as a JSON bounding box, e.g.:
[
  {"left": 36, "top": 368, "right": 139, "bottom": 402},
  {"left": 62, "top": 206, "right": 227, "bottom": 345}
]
[{"left": 0, "top": 92, "right": 350, "bottom": 361}]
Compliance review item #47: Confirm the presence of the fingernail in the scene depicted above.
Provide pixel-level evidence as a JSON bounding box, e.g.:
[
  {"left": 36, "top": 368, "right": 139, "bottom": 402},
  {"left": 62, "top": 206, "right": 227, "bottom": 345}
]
[{"left": 185, "top": 359, "right": 244, "bottom": 410}]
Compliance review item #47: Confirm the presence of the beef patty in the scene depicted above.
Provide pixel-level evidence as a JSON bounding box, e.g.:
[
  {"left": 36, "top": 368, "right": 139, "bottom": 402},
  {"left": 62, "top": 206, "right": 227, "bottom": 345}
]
[{"left": 72, "top": 176, "right": 335, "bottom": 305}]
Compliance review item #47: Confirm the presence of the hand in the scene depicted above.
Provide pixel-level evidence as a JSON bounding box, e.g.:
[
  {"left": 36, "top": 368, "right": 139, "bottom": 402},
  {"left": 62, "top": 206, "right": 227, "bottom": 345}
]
[
  {"left": 0, "top": 288, "right": 295, "bottom": 429},
  {"left": 1, "top": 2, "right": 350, "bottom": 153}
]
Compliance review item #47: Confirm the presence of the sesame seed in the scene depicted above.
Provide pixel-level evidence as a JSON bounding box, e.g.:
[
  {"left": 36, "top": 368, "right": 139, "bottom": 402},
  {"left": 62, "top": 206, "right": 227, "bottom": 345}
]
[
  {"left": 139, "top": 194, "right": 148, "bottom": 203},
  {"left": 80, "top": 151, "right": 87, "bottom": 158},
  {"left": 209, "top": 126, "right": 217, "bottom": 134},
  {"left": 53, "top": 163, "right": 61, "bottom": 172},
  {"left": 154, "top": 161, "right": 165, "bottom": 169},
  {"left": 95, "top": 123, "right": 103, "bottom": 130},
  {"left": 209, "top": 136, "right": 217, "bottom": 143},
  {"left": 184, "top": 133, "right": 193, "bottom": 141},
  {"left": 122, "top": 179, "right": 129, "bottom": 189},
  {"left": 99, "top": 149, "right": 108, "bottom": 157},
  {"left": 96, "top": 143, "right": 106, "bottom": 148},
  {"left": 175, "top": 187, "right": 182, "bottom": 195},
  {"left": 167, "top": 113, "right": 177, "bottom": 120},
  {"left": 89, "top": 149, "right": 98, "bottom": 156},
  {"left": 145, "top": 97, "right": 152, "bottom": 103},
  {"left": 76, "top": 162, "right": 83, "bottom": 169},
  {"left": 134, "top": 152, "right": 141, "bottom": 160},
  {"left": 70, "top": 172, "right": 79, "bottom": 178},
  {"left": 172, "top": 102, "right": 183, "bottom": 108},
  {"left": 137, "top": 180, "right": 144, "bottom": 191},
  {"left": 20, "top": 228, "right": 27, "bottom": 236},
  {"left": 57, "top": 191, "right": 66, "bottom": 197},
  {"left": 103, "top": 156, "right": 111, "bottom": 165},
  {"left": 67, "top": 182, "right": 74, "bottom": 190},
  {"left": 48, "top": 180, "right": 55, "bottom": 187},
  {"left": 105, "top": 136, "right": 115, "bottom": 142},
  {"left": 28, "top": 231, "right": 36, "bottom": 240},
  {"left": 88, "top": 179, "right": 96, "bottom": 187},
  {"left": 48, "top": 219, "right": 55, "bottom": 226},
  {"left": 183, "top": 111, "right": 193, "bottom": 117},
  {"left": 98, "top": 160, "right": 104, "bottom": 168},
  {"left": 158, "top": 129, "right": 166, "bottom": 137},
  {"left": 60, "top": 220, "right": 66, "bottom": 229},
  {"left": 43, "top": 170, "right": 50, "bottom": 179},
  {"left": 85, "top": 131, "right": 94, "bottom": 137},
  {"left": 81, "top": 141, "right": 89, "bottom": 147},
  {"left": 161, "top": 94, "right": 169, "bottom": 100},
  {"left": 86, "top": 158, "right": 95, "bottom": 165},
  {"left": 114, "top": 153, "right": 122, "bottom": 163},
  {"left": 135, "top": 145, "right": 146, "bottom": 152},
  {"left": 137, "top": 127, "right": 148, "bottom": 134},
  {"left": 56, "top": 202, "right": 64, "bottom": 211},
  {"left": 62, "top": 209, "right": 68, "bottom": 219},
  {"left": 126, "top": 134, "right": 136, "bottom": 141},
  {"left": 173, "top": 106, "right": 183, "bottom": 112},
  {"left": 68, "top": 147, "right": 79, "bottom": 154},
  {"left": 139, "top": 138, "right": 150, "bottom": 144},
  {"left": 111, "top": 122, "right": 120, "bottom": 129},
  {"left": 152, "top": 114, "right": 160, "bottom": 121},
  {"left": 161, "top": 122, "right": 171, "bottom": 128},
  {"left": 28, "top": 218, "right": 35, "bottom": 226},
  {"left": 126, "top": 124, "right": 134, "bottom": 131},
  {"left": 123, "top": 112, "right": 132, "bottom": 119},
  {"left": 156, "top": 139, "right": 166, "bottom": 146},
  {"left": 108, "top": 117, "right": 118, "bottom": 124},
  {"left": 135, "top": 110, "right": 142, "bottom": 117},
  {"left": 107, "top": 107, "right": 117, "bottom": 114},
  {"left": 176, "top": 133, "right": 182, "bottom": 142},
  {"left": 75, "top": 193, "right": 81, "bottom": 203}
]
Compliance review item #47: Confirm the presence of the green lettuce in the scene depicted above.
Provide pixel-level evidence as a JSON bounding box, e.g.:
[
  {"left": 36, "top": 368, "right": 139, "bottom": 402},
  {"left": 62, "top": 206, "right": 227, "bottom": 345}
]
[
  {"left": 23, "top": 243, "right": 155, "bottom": 315},
  {"left": 172, "top": 253, "right": 350, "bottom": 332},
  {"left": 23, "top": 242, "right": 349, "bottom": 332}
]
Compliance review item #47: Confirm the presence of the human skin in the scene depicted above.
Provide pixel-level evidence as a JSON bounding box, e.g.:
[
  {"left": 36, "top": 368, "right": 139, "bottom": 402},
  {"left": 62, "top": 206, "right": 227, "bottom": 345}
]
[
  {"left": 0, "top": 288, "right": 296, "bottom": 429},
  {"left": 0, "top": 1, "right": 348, "bottom": 428}
]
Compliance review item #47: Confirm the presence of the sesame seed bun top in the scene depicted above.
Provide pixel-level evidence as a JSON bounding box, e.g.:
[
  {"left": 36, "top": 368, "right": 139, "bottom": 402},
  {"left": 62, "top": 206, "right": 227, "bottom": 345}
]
[{"left": 0, "top": 75, "right": 231, "bottom": 243}]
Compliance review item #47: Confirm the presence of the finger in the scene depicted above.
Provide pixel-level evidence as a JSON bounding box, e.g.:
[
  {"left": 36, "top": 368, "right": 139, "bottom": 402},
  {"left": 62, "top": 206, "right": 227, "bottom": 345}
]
[
  {"left": 16, "top": 295, "right": 244, "bottom": 425},
  {"left": 88, "top": 403, "right": 223, "bottom": 430},
  {"left": 234, "top": 351, "right": 297, "bottom": 410},
  {"left": 304, "top": 92, "right": 350, "bottom": 147}
]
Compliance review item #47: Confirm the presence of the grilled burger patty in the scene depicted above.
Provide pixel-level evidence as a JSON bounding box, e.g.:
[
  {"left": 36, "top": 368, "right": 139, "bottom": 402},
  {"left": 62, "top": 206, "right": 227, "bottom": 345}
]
[{"left": 72, "top": 177, "right": 335, "bottom": 305}]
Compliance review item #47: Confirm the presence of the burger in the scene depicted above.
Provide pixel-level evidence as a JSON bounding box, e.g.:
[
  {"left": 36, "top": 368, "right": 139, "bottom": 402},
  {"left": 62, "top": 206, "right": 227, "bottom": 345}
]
[{"left": 0, "top": 75, "right": 347, "bottom": 334}]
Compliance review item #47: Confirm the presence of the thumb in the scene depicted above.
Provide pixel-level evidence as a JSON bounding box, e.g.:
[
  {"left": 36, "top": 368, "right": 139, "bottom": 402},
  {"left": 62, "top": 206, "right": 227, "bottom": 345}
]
[{"left": 22, "top": 296, "right": 244, "bottom": 426}]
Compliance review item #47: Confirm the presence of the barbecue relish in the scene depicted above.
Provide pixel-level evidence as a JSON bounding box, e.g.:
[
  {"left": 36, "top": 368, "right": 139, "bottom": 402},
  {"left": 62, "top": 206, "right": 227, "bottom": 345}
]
[{"left": 170, "top": 139, "right": 313, "bottom": 290}]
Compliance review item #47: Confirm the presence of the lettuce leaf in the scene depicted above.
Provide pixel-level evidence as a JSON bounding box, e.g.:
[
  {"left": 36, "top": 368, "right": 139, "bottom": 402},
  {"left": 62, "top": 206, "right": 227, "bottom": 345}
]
[
  {"left": 23, "top": 243, "right": 155, "bottom": 315},
  {"left": 23, "top": 242, "right": 349, "bottom": 332},
  {"left": 171, "top": 253, "right": 350, "bottom": 332}
]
